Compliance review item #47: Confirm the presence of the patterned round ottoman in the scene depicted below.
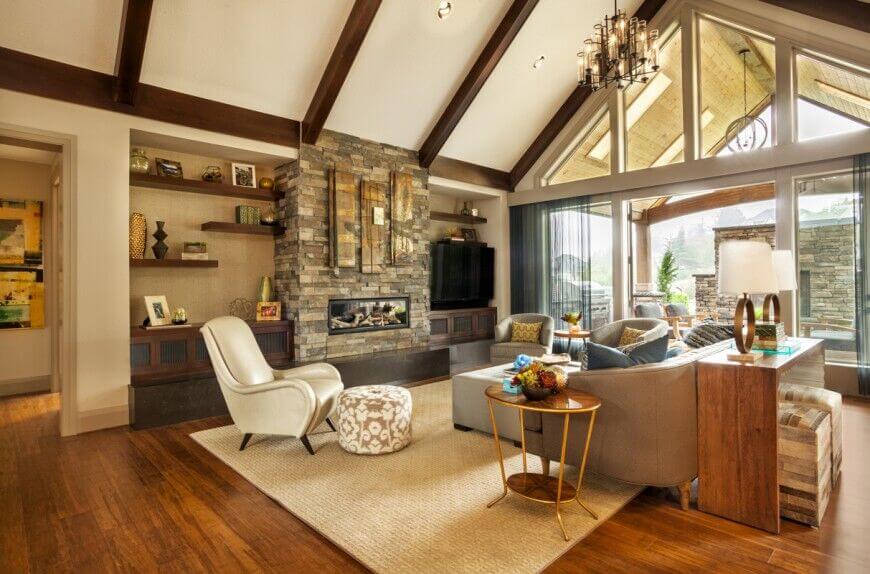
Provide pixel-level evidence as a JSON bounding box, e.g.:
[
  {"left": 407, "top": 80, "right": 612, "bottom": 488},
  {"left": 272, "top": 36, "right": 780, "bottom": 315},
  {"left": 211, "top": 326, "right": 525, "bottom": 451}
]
[{"left": 337, "top": 385, "right": 412, "bottom": 454}]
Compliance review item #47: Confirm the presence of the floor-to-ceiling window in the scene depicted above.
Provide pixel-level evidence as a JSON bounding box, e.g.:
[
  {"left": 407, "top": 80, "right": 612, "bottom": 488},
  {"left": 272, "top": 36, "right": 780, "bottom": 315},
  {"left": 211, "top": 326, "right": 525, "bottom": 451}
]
[{"left": 796, "top": 172, "right": 859, "bottom": 364}]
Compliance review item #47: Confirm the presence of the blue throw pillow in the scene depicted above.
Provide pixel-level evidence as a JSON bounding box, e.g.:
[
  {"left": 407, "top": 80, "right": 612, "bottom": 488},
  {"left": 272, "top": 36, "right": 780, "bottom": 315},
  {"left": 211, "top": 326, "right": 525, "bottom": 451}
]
[
  {"left": 666, "top": 345, "right": 685, "bottom": 359},
  {"left": 586, "top": 336, "right": 669, "bottom": 370}
]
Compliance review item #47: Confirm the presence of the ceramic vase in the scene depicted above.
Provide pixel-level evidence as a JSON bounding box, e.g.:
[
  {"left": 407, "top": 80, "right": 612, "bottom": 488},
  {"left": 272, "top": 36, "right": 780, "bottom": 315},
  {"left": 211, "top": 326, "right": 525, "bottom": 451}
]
[
  {"left": 152, "top": 221, "right": 169, "bottom": 260},
  {"left": 130, "top": 148, "right": 150, "bottom": 174},
  {"left": 129, "top": 212, "right": 147, "bottom": 259},
  {"left": 257, "top": 276, "right": 273, "bottom": 302}
]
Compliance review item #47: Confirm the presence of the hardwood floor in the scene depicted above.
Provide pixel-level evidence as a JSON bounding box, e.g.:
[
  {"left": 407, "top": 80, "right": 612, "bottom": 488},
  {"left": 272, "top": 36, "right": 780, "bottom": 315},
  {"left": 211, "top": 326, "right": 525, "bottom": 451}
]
[{"left": 1, "top": 391, "right": 867, "bottom": 573}]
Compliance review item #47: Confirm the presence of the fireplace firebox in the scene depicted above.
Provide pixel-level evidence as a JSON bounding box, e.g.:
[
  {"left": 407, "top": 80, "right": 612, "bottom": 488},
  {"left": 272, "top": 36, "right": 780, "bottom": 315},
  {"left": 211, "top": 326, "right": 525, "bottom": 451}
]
[{"left": 328, "top": 297, "right": 410, "bottom": 334}]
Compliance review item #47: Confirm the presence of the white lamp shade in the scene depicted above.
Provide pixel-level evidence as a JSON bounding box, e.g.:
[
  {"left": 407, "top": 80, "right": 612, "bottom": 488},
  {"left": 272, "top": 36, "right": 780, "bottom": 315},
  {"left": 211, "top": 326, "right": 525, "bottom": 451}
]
[
  {"left": 718, "top": 241, "right": 778, "bottom": 295},
  {"left": 772, "top": 250, "right": 798, "bottom": 292}
]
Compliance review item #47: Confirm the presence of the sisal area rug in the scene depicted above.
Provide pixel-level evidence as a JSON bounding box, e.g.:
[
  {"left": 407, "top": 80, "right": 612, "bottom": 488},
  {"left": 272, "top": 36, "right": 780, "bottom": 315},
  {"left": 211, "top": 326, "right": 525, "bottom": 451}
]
[{"left": 190, "top": 380, "right": 642, "bottom": 574}]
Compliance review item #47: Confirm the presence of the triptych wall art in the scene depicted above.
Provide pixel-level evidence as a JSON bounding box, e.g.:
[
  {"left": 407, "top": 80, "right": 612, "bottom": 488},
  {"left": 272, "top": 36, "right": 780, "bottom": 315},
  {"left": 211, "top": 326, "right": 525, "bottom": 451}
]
[
  {"left": 328, "top": 169, "right": 415, "bottom": 274},
  {"left": 0, "top": 199, "right": 44, "bottom": 329}
]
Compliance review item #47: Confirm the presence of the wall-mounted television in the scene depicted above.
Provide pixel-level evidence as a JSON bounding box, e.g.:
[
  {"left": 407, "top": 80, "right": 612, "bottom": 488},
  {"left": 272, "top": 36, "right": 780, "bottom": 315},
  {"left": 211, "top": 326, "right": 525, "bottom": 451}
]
[{"left": 430, "top": 242, "right": 494, "bottom": 310}]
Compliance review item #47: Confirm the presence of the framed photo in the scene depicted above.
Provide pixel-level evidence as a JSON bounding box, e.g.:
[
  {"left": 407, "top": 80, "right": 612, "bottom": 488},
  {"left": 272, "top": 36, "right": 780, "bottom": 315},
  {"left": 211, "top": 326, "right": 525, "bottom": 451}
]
[
  {"left": 155, "top": 158, "right": 183, "bottom": 178},
  {"left": 461, "top": 228, "right": 478, "bottom": 242},
  {"left": 372, "top": 206, "right": 385, "bottom": 226},
  {"left": 144, "top": 295, "right": 171, "bottom": 327},
  {"left": 256, "top": 301, "right": 281, "bottom": 321},
  {"left": 232, "top": 163, "right": 257, "bottom": 188}
]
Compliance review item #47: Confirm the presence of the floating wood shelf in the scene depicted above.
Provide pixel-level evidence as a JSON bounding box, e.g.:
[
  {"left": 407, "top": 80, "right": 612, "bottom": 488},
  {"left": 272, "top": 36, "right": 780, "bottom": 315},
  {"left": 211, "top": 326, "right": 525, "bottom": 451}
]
[
  {"left": 430, "top": 211, "right": 487, "bottom": 224},
  {"left": 200, "top": 222, "right": 285, "bottom": 236},
  {"left": 130, "top": 258, "right": 218, "bottom": 268},
  {"left": 130, "top": 173, "right": 279, "bottom": 202}
]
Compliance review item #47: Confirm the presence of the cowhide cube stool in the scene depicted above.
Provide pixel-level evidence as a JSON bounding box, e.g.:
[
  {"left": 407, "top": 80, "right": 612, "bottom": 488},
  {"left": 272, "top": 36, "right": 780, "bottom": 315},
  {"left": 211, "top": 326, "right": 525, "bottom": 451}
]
[
  {"left": 337, "top": 385, "right": 412, "bottom": 455},
  {"left": 779, "top": 382, "right": 843, "bottom": 487},
  {"left": 778, "top": 403, "right": 832, "bottom": 527}
]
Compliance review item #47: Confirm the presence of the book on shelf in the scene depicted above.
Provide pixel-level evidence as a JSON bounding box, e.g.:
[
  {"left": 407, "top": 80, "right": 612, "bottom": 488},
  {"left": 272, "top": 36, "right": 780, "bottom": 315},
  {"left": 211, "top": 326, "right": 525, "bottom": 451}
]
[{"left": 181, "top": 252, "right": 210, "bottom": 260}]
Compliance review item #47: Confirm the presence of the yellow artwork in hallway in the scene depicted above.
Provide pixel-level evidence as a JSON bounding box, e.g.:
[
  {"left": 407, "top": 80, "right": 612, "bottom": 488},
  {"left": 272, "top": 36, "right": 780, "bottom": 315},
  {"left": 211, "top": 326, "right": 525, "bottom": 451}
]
[{"left": 0, "top": 199, "right": 44, "bottom": 329}]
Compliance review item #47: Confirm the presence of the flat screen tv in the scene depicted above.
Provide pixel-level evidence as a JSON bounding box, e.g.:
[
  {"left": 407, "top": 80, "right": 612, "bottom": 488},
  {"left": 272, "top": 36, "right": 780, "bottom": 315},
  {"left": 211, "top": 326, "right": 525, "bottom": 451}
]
[{"left": 430, "top": 242, "right": 494, "bottom": 309}]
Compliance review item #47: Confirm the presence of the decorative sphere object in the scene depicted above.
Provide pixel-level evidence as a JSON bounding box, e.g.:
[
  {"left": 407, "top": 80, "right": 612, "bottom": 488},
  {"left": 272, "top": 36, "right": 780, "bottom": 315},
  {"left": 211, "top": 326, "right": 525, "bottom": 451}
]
[
  {"left": 129, "top": 148, "right": 150, "bottom": 174},
  {"left": 201, "top": 166, "right": 223, "bottom": 183},
  {"left": 258, "top": 177, "right": 274, "bottom": 190},
  {"left": 172, "top": 308, "right": 188, "bottom": 325},
  {"left": 725, "top": 115, "right": 768, "bottom": 153},
  {"left": 260, "top": 206, "right": 277, "bottom": 225}
]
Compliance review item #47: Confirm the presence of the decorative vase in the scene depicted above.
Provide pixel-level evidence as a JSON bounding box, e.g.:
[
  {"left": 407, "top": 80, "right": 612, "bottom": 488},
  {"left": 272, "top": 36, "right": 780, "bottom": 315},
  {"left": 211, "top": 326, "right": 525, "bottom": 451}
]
[
  {"left": 257, "top": 276, "right": 273, "bottom": 302},
  {"left": 258, "top": 177, "right": 274, "bottom": 190},
  {"left": 521, "top": 386, "right": 552, "bottom": 401},
  {"left": 129, "top": 148, "right": 150, "bottom": 174},
  {"left": 152, "top": 221, "right": 168, "bottom": 260},
  {"left": 201, "top": 166, "right": 223, "bottom": 183},
  {"left": 129, "top": 212, "right": 147, "bottom": 259},
  {"left": 460, "top": 202, "right": 471, "bottom": 216},
  {"left": 172, "top": 308, "right": 188, "bottom": 325}
]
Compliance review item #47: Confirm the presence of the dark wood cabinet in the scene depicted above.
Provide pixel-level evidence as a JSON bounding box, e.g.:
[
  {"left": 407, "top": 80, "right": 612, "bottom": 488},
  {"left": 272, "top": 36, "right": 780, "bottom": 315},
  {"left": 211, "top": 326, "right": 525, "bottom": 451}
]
[{"left": 429, "top": 307, "right": 497, "bottom": 345}]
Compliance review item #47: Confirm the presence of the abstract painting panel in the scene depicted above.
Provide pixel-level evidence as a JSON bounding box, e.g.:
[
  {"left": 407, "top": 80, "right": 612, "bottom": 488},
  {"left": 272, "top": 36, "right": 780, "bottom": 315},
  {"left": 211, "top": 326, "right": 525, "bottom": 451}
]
[
  {"left": 0, "top": 199, "right": 44, "bottom": 329},
  {"left": 391, "top": 171, "right": 414, "bottom": 265},
  {"left": 329, "top": 170, "right": 359, "bottom": 268},
  {"left": 361, "top": 180, "right": 386, "bottom": 274}
]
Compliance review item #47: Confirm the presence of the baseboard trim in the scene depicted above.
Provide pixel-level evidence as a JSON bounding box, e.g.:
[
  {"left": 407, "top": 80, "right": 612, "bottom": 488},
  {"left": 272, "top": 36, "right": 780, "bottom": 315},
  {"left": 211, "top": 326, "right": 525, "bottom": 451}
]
[
  {"left": 77, "top": 404, "right": 129, "bottom": 433},
  {"left": 0, "top": 376, "right": 51, "bottom": 397}
]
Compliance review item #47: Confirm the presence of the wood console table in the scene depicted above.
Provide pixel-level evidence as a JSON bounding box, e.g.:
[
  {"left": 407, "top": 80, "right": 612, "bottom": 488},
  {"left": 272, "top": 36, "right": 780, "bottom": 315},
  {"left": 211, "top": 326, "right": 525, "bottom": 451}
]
[{"left": 697, "top": 338, "right": 825, "bottom": 533}]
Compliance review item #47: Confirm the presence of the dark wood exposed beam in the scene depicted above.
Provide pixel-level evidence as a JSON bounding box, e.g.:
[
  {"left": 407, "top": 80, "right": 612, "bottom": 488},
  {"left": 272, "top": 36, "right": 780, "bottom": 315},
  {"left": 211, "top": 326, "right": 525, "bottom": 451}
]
[
  {"left": 418, "top": 0, "right": 539, "bottom": 168},
  {"left": 508, "top": 0, "right": 668, "bottom": 189},
  {"left": 645, "top": 183, "right": 774, "bottom": 224},
  {"left": 0, "top": 135, "right": 63, "bottom": 153},
  {"left": 301, "top": 0, "right": 381, "bottom": 145},
  {"left": 758, "top": 0, "right": 870, "bottom": 34},
  {"left": 429, "top": 156, "right": 511, "bottom": 190},
  {"left": 0, "top": 46, "right": 300, "bottom": 146},
  {"left": 113, "top": 0, "right": 154, "bottom": 105}
]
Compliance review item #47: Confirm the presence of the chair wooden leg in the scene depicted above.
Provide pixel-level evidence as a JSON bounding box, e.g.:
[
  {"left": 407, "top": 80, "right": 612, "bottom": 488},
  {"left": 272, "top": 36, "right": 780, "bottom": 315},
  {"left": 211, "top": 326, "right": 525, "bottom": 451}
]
[
  {"left": 325, "top": 417, "right": 337, "bottom": 432},
  {"left": 678, "top": 480, "right": 692, "bottom": 510},
  {"left": 300, "top": 435, "right": 315, "bottom": 455},
  {"left": 239, "top": 433, "right": 253, "bottom": 451}
]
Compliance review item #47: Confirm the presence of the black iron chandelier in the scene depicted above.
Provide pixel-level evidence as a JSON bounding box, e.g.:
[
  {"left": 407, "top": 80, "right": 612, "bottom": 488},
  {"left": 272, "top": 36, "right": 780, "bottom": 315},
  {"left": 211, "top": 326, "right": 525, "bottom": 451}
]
[{"left": 578, "top": 1, "right": 660, "bottom": 91}]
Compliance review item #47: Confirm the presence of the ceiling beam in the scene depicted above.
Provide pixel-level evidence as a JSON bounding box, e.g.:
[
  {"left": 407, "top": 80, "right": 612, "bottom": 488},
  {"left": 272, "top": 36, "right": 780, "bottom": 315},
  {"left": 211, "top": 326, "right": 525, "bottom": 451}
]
[
  {"left": 758, "top": 0, "right": 870, "bottom": 34},
  {"left": 0, "top": 46, "right": 300, "bottom": 146},
  {"left": 644, "top": 183, "right": 775, "bottom": 224},
  {"left": 301, "top": 0, "right": 381, "bottom": 145},
  {"left": 508, "top": 0, "right": 668, "bottom": 190},
  {"left": 113, "top": 0, "right": 154, "bottom": 105},
  {"left": 418, "top": 0, "right": 539, "bottom": 168},
  {"left": 429, "top": 156, "right": 511, "bottom": 190}
]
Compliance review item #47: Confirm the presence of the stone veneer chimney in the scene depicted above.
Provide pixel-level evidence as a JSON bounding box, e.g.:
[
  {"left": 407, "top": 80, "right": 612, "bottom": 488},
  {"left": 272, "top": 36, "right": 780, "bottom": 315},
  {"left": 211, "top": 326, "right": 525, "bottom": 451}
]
[{"left": 273, "top": 130, "right": 431, "bottom": 361}]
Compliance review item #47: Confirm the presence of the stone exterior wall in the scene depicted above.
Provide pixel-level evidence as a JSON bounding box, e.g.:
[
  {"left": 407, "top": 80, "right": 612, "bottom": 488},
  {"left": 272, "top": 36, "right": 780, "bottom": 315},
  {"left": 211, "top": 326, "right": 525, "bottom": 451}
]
[
  {"left": 694, "top": 224, "right": 776, "bottom": 319},
  {"left": 797, "top": 220, "right": 854, "bottom": 323},
  {"left": 274, "top": 130, "right": 430, "bottom": 361}
]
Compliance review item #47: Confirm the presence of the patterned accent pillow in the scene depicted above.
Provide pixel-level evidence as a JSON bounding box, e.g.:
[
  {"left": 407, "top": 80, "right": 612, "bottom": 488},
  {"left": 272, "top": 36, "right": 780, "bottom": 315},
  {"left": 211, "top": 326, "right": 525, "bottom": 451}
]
[
  {"left": 683, "top": 323, "right": 734, "bottom": 348},
  {"left": 511, "top": 322, "right": 542, "bottom": 344},
  {"left": 618, "top": 327, "right": 646, "bottom": 347}
]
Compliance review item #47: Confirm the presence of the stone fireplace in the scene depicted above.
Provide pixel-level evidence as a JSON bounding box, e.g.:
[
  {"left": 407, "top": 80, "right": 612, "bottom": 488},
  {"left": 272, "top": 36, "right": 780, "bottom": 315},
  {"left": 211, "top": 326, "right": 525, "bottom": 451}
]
[
  {"left": 328, "top": 297, "right": 410, "bottom": 334},
  {"left": 273, "top": 130, "right": 430, "bottom": 361}
]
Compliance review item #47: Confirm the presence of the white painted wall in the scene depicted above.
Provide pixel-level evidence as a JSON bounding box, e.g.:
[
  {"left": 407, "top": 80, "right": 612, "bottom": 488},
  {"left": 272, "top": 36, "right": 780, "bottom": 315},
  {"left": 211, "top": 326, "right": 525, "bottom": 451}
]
[
  {"left": 0, "top": 158, "right": 53, "bottom": 395},
  {"left": 0, "top": 88, "right": 296, "bottom": 432}
]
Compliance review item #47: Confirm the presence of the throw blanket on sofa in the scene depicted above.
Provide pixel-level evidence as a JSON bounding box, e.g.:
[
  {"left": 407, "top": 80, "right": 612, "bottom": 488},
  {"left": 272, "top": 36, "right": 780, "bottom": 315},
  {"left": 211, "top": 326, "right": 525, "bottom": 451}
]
[{"left": 683, "top": 323, "right": 734, "bottom": 348}]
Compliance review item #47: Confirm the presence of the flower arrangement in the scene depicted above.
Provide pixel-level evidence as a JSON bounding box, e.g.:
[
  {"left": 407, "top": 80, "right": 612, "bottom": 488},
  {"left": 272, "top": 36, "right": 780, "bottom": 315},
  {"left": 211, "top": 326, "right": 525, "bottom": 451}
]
[
  {"left": 513, "top": 354, "right": 534, "bottom": 371},
  {"left": 561, "top": 311, "right": 583, "bottom": 333},
  {"left": 512, "top": 362, "right": 567, "bottom": 401}
]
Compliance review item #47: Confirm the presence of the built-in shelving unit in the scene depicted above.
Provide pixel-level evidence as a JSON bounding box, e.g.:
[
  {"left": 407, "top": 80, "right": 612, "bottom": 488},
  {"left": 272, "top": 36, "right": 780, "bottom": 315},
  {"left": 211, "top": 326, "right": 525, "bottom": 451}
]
[
  {"left": 130, "top": 173, "right": 279, "bottom": 202},
  {"left": 130, "top": 258, "right": 218, "bottom": 268},
  {"left": 430, "top": 211, "right": 487, "bottom": 225},
  {"left": 200, "top": 222, "right": 285, "bottom": 236}
]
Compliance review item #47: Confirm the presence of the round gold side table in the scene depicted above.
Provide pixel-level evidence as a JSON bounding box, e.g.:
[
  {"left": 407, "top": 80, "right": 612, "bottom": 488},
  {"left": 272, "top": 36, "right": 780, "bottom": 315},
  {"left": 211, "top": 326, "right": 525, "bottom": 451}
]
[{"left": 484, "top": 384, "right": 602, "bottom": 541}]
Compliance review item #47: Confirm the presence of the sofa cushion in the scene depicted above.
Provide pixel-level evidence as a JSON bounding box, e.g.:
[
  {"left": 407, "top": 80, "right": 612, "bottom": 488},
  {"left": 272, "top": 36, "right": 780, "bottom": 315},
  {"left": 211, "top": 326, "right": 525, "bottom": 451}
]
[
  {"left": 618, "top": 327, "right": 645, "bottom": 347},
  {"left": 511, "top": 322, "right": 542, "bottom": 343},
  {"left": 587, "top": 336, "right": 669, "bottom": 370}
]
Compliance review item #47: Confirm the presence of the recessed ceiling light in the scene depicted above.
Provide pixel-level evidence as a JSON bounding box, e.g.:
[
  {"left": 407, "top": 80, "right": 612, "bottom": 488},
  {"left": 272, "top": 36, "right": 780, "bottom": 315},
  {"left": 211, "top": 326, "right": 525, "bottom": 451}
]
[
  {"left": 532, "top": 55, "right": 546, "bottom": 70},
  {"left": 437, "top": 1, "right": 452, "bottom": 20}
]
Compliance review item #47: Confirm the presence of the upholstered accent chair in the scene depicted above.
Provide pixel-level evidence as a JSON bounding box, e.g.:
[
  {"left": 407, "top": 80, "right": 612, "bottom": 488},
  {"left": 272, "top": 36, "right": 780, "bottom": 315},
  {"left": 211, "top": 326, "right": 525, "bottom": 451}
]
[
  {"left": 201, "top": 316, "right": 344, "bottom": 454},
  {"left": 490, "top": 313, "right": 555, "bottom": 363},
  {"left": 591, "top": 318, "right": 669, "bottom": 348},
  {"left": 634, "top": 302, "right": 695, "bottom": 339}
]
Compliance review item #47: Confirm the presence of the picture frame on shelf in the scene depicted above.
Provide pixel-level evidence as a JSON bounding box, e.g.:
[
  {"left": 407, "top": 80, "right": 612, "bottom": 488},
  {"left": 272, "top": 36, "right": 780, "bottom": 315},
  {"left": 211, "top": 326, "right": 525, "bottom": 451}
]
[
  {"left": 155, "top": 158, "right": 183, "bottom": 178},
  {"left": 256, "top": 301, "right": 281, "bottom": 321},
  {"left": 461, "top": 228, "right": 478, "bottom": 242},
  {"left": 144, "top": 295, "right": 171, "bottom": 327},
  {"left": 232, "top": 162, "right": 257, "bottom": 188}
]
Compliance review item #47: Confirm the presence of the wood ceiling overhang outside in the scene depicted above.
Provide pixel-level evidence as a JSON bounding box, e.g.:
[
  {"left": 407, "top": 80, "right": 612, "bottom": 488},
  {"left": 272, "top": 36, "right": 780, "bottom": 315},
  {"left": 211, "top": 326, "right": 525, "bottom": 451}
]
[{"left": 0, "top": 0, "right": 866, "bottom": 191}]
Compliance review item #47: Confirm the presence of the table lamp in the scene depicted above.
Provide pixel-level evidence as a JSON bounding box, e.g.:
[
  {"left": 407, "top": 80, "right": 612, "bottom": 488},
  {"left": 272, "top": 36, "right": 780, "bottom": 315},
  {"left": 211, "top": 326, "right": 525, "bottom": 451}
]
[
  {"left": 718, "top": 241, "right": 778, "bottom": 362},
  {"left": 765, "top": 250, "right": 798, "bottom": 322}
]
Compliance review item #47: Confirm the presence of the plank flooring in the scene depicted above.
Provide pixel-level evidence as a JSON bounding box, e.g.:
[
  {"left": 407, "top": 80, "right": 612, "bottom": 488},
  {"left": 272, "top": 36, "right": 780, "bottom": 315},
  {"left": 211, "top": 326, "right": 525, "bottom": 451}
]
[{"left": 1, "top": 390, "right": 867, "bottom": 573}]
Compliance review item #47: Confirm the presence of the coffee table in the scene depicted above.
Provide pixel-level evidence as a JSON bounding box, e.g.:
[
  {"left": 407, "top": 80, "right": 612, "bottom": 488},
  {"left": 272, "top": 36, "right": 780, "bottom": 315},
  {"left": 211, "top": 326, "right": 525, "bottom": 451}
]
[{"left": 484, "top": 384, "right": 601, "bottom": 541}]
